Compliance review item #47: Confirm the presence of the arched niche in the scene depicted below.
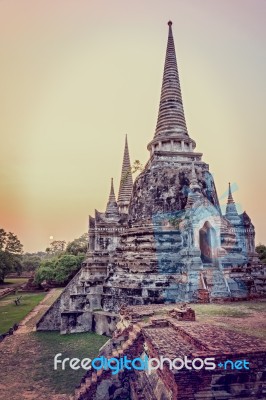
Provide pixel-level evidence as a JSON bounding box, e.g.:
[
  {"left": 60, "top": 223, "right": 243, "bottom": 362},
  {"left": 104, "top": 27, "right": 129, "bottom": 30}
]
[{"left": 199, "top": 221, "right": 218, "bottom": 265}]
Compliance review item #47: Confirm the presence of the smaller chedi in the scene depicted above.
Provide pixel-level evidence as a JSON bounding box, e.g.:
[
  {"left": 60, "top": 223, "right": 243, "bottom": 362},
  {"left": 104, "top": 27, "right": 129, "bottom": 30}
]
[{"left": 37, "top": 22, "right": 264, "bottom": 335}]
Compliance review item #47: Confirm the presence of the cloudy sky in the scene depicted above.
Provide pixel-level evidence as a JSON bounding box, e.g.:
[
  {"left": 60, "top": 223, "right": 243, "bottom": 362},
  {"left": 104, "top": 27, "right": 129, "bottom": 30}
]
[{"left": 0, "top": 0, "right": 265, "bottom": 252}]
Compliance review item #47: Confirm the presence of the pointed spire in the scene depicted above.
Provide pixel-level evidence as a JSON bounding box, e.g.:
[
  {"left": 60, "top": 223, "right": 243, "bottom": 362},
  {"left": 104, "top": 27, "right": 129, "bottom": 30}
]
[
  {"left": 105, "top": 178, "right": 119, "bottom": 218},
  {"left": 155, "top": 21, "right": 188, "bottom": 138},
  {"left": 227, "top": 182, "right": 234, "bottom": 204},
  {"left": 109, "top": 178, "right": 116, "bottom": 201},
  {"left": 225, "top": 182, "right": 240, "bottom": 224},
  {"left": 118, "top": 135, "right": 133, "bottom": 213}
]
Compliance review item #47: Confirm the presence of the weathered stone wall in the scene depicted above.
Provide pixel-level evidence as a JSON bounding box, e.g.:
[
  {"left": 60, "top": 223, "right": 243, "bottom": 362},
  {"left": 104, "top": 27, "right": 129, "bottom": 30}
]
[
  {"left": 252, "top": 266, "right": 266, "bottom": 295},
  {"left": 128, "top": 160, "right": 220, "bottom": 224},
  {"left": 36, "top": 267, "right": 84, "bottom": 331},
  {"left": 93, "top": 312, "right": 118, "bottom": 336},
  {"left": 36, "top": 296, "right": 61, "bottom": 331}
]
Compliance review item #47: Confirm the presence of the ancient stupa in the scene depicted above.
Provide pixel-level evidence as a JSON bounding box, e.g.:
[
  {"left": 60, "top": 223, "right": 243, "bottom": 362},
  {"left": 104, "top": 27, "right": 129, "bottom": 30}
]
[{"left": 37, "top": 22, "right": 262, "bottom": 334}]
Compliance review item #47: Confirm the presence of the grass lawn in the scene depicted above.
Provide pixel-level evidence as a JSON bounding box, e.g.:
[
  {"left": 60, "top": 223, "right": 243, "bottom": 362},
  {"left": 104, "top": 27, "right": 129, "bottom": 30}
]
[
  {"left": 33, "top": 331, "right": 109, "bottom": 394},
  {"left": 147, "top": 301, "right": 266, "bottom": 339},
  {"left": 0, "top": 292, "right": 46, "bottom": 334},
  {"left": 0, "top": 289, "right": 108, "bottom": 398},
  {"left": 191, "top": 303, "right": 252, "bottom": 318},
  {"left": 0, "top": 277, "right": 28, "bottom": 288},
  {"left": 192, "top": 301, "right": 266, "bottom": 317},
  {"left": 191, "top": 301, "right": 266, "bottom": 339}
]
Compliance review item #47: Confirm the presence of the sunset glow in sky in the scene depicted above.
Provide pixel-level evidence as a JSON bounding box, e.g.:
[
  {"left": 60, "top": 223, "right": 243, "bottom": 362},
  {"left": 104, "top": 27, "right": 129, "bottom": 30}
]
[{"left": 0, "top": 0, "right": 265, "bottom": 252}]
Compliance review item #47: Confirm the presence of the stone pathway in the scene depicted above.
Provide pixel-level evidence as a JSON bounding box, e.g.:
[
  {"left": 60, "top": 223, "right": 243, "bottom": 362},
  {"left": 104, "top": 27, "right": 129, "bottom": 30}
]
[
  {"left": 15, "top": 289, "right": 61, "bottom": 334},
  {"left": 0, "top": 287, "right": 15, "bottom": 299}
]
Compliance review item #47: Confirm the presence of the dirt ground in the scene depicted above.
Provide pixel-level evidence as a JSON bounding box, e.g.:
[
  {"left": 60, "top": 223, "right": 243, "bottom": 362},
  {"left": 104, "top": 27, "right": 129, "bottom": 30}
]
[
  {"left": 0, "top": 332, "right": 71, "bottom": 400},
  {"left": 192, "top": 300, "right": 266, "bottom": 339}
]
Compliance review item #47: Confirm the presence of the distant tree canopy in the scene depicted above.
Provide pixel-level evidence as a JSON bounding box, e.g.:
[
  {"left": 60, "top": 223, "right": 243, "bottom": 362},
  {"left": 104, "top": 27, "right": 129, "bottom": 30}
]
[
  {"left": 256, "top": 244, "right": 266, "bottom": 264},
  {"left": 34, "top": 234, "right": 88, "bottom": 285},
  {"left": 65, "top": 233, "right": 88, "bottom": 255},
  {"left": 46, "top": 240, "right": 66, "bottom": 256},
  {"left": 0, "top": 228, "right": 23, "bottom": 283},
  {"left": 0, "top": 229, "right": 88, "bottom": 285},
  {"left": 34, "top": 254, "right": 85, "bottom": 285},
  {"left": 21, "top": 253, "right": 43, "bottom": 272}
]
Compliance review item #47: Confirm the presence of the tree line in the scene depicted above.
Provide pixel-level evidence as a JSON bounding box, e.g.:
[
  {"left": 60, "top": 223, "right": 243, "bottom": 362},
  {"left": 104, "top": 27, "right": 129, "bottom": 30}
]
[
  {"left": 34, "top": 234, "right": 88, "bottom": 285},
  {"left": 0, "top": 229, "right": 23, "bottom": 283},
  {"left": 0, "top": 229, "right": 88, "bottom": 286}
]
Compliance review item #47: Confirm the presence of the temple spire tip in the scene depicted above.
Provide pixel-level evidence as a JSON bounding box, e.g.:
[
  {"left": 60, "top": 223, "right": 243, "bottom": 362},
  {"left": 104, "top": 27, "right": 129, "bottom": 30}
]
[
  {"left": 153, "top": 21, "right": 188, "bottom": 139},
  {"left": 118, "top": 136, "right": 133, "bottom": 213},
  {"left": 105, "top": 177, "right": 119, "bottom": 217},
  {"left": 227, "top": 182, "right": 234, "bottom": 204},
  {"left": 109, "top": 177, "right": 115, "bottom": 198}
]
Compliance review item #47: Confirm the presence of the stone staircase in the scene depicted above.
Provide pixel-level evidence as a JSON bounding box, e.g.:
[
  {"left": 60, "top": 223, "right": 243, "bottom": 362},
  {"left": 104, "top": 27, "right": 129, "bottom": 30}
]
[
  {"left": 202, "top": 268, "right": 231, "bottom": 299},
  {"left": 72, "top": 324, "right": 142, "bottom": 400}
]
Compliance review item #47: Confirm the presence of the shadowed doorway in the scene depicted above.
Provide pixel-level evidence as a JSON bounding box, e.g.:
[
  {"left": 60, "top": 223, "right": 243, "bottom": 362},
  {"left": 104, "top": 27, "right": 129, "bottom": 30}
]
[{"left": 199, "top": 221, "right": 218, "bottom": 264}]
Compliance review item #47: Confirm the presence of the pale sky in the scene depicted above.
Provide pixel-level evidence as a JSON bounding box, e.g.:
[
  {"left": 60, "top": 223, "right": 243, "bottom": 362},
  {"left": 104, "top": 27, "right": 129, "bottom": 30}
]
[{"left": 0, "top": 0, "right": 265, "bottom": 252}]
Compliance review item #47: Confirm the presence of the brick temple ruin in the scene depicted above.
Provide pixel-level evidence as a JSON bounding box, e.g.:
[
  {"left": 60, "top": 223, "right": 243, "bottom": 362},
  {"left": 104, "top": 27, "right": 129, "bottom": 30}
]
[
  {"left": 37, "top": 21, "right": 266, "bottom": 335},
  {"left": 72, "top": 304, "right": 266, "bottom": 400}
]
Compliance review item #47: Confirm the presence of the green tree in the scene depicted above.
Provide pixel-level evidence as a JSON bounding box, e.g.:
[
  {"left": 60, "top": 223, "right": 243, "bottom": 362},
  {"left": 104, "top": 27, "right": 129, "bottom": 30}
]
[
  {"left": 66, "top": 234, "right": 88, "bottom": 256},
  {"left": 0, "top": 229, "right": 7, "bottom": 250},
  {"left": 22, "top": 253, "right": 42, "bottom": 272},
  {"left": 53, "top": 254, "right": 84, "bottom": 284},
  {"left": 34, "top": 254, "right": 85, "bottom": 285},
  {"left": 46, "top": 240, "right": 66, "bottom": 256},
  {"left": 5, "top": 232, "right": 23, "bottom": 255},
  {"left": 34, "top": 263, "right": 56, "bottom": 284},
  {"left": 0, "top": 251, "right": 13, "bottom": 283},
  {"left": 0, "top": 228, "right": 23, "bottom": 283}
]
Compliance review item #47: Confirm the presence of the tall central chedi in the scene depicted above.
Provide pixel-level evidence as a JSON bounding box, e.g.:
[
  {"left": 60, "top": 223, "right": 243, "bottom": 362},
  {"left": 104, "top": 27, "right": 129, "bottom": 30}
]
[
  {"left": 37, "top": 22, "right": 260, "bottom": 335},
  {"left": 130, "top": 21, "right": 220, "bottom": 222}
]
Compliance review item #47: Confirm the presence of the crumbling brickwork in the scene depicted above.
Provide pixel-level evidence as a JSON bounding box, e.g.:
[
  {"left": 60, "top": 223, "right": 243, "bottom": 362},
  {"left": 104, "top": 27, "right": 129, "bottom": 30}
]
[{"left": 73, "top": 305, "right": 266, "bottom": 400}]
